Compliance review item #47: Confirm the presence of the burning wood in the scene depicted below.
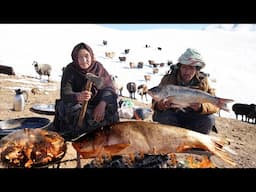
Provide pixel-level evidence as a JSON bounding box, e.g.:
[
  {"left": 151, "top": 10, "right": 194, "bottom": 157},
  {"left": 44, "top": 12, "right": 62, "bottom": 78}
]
[
  {"left": 83, "top": 153, "right": 215, "bottom": 168},
  {"left": 0, "top": 128, "right": 66, "bottom": 168}
]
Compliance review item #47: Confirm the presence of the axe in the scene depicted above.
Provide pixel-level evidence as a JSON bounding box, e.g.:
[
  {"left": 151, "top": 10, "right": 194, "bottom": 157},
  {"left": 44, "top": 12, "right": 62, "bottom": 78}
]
[{"left": 77, "top": 73, "right": 104, "bottom": 129}]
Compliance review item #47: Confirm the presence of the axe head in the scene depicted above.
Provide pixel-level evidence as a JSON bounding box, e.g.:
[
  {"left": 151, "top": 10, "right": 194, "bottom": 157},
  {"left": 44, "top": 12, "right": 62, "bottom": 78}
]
[{"left": 85, "top": 73, "right": 104, "bottom": 89}]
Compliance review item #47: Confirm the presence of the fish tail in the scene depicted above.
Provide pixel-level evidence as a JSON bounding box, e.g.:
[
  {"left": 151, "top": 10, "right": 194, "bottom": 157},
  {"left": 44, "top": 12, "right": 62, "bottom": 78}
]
[
  {"left": 212, "top": 146, "right": 237, "bottom": 166},
  {"left": 208, "top": 136, "right": 237, "bottom": 166},
  {"left": 216, "top": 97, "right": 234, "bottom": 112}
]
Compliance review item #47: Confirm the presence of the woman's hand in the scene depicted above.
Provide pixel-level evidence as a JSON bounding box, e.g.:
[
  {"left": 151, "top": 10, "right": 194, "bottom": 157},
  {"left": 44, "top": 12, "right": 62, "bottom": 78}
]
[
  {"left": 76, "top": 90, "right": 92, "bottom": 103},
  {"left": 93, "top": 101, "right": 107, "bottom": 122}
]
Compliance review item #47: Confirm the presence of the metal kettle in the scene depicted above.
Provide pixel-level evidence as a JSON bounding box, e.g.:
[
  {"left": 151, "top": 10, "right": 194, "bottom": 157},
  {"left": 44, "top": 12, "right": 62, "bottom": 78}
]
[{"left": 13, "top": 89, "right": 25, "bottom": 111}]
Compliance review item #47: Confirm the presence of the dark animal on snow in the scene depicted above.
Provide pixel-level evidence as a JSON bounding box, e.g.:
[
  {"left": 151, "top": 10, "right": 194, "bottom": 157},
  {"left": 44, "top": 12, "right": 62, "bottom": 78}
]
[
  {"left": 103, "top": 40, "right": 107, "bottom": 46},
  {"left": 157, "top": 47, "right": 162, "bottom": 51},
  {"left": 167, "top": 60, "right": 173, "bottom": 66},
  {"left": 137, "top": 84, "right": 148, "bottom": 101},
  {"left": 124, "top": 49, "right": 130, "bottom": 54},
  {"left": 137, "top": 62, "right": 143, "bottom": 69},
  {"left": 126, "top": 82, "right": 136, "bottom": 99},
  {"left": 32, "top": 61, "right": 52, "bottom": 82},
  {"left": 119, "top": 56, "right": 126, "bottom": 62},
  {"left": 0, "top": 65, "right": 15, "bottom": 75},
  {"left": 159, "top": 63, "right": 165, "bottom": 67}
]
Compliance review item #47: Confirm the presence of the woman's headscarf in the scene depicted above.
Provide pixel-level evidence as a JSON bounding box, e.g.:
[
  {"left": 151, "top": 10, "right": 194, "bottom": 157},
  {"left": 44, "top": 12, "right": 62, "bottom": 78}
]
[{"left": 70, "top": 42, "right": 116, "bottom": 94}]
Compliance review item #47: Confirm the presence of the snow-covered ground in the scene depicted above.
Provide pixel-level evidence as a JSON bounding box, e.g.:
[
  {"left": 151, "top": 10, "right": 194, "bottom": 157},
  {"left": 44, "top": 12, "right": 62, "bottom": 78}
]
[{"left": 0, "top": 24, "right": 255, "bottom": 119}]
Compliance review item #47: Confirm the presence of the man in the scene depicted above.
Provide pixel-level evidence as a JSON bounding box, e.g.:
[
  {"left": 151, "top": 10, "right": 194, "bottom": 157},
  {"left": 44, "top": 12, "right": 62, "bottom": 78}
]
[{"left": 152, "top": 48, "right": 218, "bottom": 134}]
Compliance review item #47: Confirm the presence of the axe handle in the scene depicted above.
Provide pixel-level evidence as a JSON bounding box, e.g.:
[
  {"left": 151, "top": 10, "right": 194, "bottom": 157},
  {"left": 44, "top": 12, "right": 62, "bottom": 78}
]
[{"left": 77, "top": 80, "right": 93, "bottom": 128}]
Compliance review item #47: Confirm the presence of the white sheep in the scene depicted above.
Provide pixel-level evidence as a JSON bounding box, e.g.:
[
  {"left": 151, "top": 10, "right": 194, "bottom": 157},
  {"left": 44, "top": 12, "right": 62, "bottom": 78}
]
[
  {"left": 111, "top": 75, "right": 123, "bottom": 96},
  {"left": 32, "top": 61, "right": 52, "bottom": 82}
]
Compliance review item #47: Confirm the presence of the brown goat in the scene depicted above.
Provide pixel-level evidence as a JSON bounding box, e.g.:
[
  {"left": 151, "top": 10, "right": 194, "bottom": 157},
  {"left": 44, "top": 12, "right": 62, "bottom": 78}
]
[{"left": 137, "top": 84, "right": 148, "bottom": 101}]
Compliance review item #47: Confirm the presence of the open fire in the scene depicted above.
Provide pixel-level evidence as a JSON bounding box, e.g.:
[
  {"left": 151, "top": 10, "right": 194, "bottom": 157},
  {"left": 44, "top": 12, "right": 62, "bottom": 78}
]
[{"left": 83, "top": 153, "right": 215, "bottom": 168}]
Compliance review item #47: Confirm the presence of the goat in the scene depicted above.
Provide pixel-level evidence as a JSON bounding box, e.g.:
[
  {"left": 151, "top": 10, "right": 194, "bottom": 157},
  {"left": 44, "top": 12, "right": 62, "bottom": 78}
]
[
  {"left": 126, "top": 82, "right": 136, "bottom": 99},
  {"left": 137, "top": 84, "right": 148, "bottom": 101},
  {"left": 32, "top": 61, "right": 52, "bottom": 82}
]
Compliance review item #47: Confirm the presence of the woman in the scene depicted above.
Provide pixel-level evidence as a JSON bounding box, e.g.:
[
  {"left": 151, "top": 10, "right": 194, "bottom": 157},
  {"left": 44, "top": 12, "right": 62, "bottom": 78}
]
[{"left": 53, "top": 42, "right": 119, "bottom": 141}]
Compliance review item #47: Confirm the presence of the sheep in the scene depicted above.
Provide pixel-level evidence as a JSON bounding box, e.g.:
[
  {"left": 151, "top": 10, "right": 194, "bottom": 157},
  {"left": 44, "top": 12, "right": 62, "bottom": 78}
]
[
  {"left": 119, "top": 56, "right": 126, "bottom": 62},
  {"left": 153, "top": 68, "right": 159, "bottom": 74},
  {"left": 148, "top": 60, "right": 155, "bottom": 65},
  {"left": 126, "top": 82, "right": 136, "bottom": 99},
  {"left": 124, "top": 49, "right": 130, "bottom": 54},
  {"left": 111, "top": 75, "right": 123, "bottom": 96},
  {"left": 105, "top": 52, "right": 115, "bottom": 59},
  {"left": 103, "top": 40, "right": 107, "bottom": 46},
  {"left": 167, "top": 60, "right": 173, "bottom": 66},
  {"left": 137, "top": 62, "right": 144, "bottom": 69},
  {"left": 137, "top": 84, "right": 148, "bottom": 101},
  {"left": 129, "top": 62, "right": 136, "bottom": 69},
  {"left": 32, "top": 61, "right": 52, "bottom": 82},
  {"left": 144, "top": 75, "right": 151, "bottom": 82}
]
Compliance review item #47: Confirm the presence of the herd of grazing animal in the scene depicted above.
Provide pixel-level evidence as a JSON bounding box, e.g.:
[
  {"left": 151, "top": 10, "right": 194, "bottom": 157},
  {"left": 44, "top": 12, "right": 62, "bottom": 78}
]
[
  {"left": 5, "top": 39, "right": 255, "bottom": 126},
  {"left": 232, "top": 103, "right": 256, "bottom": 124}
]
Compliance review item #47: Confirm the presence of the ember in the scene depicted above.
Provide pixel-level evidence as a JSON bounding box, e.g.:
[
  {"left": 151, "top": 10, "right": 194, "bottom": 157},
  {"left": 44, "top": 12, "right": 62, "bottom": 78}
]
[{"left": 83, "top": 153, "right": 215, "bottom": 168}]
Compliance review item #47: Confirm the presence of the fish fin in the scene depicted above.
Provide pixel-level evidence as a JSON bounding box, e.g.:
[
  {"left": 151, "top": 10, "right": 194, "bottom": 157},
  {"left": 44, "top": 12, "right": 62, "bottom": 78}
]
[
  {"left": 216, "top": 97, "right": 234, "bottom": 112},
  {"left": 72, "top": 143, "right": 130, "bottom": 158},
  {"left": 176, "top": 144, "right": 195, "bottom": 152}
]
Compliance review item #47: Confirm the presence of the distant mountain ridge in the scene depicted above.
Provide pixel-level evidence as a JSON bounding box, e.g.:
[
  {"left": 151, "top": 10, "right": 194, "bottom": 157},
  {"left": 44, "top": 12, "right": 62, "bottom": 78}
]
[{"left": 203, "top": 24, "right": 256, "bottom": 32}]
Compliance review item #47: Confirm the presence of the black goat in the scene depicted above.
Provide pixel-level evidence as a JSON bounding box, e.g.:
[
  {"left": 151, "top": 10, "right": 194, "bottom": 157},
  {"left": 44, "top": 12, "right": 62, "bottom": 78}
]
[{"left": 126, "top": 82, "right": 136, "bottom": 99}]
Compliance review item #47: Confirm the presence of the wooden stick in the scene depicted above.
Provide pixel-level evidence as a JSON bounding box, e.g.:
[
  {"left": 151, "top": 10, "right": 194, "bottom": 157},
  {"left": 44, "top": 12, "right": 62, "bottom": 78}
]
[{"left": 77, "top": 80, "right": 93, "bottom": 128}]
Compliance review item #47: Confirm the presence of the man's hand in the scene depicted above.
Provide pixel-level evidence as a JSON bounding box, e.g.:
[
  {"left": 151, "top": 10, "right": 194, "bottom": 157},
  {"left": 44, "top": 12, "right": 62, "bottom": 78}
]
[
  {"left": 157, "top": 99, "right": 173, "bottom": 110},
  {"left": 189, "top": 103, "right": 202, "bottom": 112}
]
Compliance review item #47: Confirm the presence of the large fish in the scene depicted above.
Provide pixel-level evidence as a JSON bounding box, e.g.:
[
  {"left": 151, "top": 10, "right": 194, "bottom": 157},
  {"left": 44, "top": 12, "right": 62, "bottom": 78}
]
[
  {"left": 148, "top": 84, "right": 234, "bottom": 112},
  {"left": 72, "top": 121, "right": 236, "bottom": 166}
]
